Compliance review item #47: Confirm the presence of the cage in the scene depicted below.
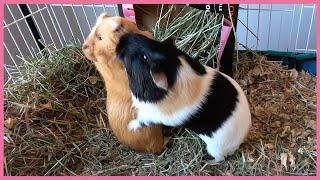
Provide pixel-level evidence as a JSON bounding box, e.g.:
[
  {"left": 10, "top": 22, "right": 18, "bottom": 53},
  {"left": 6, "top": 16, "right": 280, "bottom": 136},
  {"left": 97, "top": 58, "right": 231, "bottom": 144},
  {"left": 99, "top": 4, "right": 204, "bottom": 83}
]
[{"left": 3, "top": 4, "right": 317, "bottom": 176}]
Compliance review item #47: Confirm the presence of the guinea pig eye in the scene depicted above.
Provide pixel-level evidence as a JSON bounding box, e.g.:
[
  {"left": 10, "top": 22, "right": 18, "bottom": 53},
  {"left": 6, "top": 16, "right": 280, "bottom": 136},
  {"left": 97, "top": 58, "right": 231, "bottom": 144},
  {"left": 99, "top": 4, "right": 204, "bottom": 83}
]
[
  {"left": 114, "top": 24, "right": 123, "bottom": 32},
  {"left": 141, "top": 55, "right": 148, "bottom": 62},
  {"left": 98, "top": 36, "right": 102, "bottom": 40}
]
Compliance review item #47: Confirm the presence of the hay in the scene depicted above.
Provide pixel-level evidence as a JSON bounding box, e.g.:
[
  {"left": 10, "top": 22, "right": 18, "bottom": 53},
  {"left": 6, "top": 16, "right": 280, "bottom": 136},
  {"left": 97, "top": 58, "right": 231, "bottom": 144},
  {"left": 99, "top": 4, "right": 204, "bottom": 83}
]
[
  {"left": 4, "top": 44, "right": 316, "bottom": 175},
  {"left": 233, "top": 51, "right": 316, "bottom": 175},
  {"left": 152, "top": 5, "right": 224, "bottom": 67},
  {"left": 4, "top": 46, "right": 108, "bottom": 175}
]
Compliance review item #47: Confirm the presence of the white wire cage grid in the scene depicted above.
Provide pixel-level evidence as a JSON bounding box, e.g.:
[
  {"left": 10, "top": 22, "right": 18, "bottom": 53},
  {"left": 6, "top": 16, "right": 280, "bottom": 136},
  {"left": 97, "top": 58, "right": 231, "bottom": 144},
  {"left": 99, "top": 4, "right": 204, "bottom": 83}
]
[
  {"left": 3, "top": 4, "right": 317, "bottom": 79},
  {"left": 237, "top": 4, "right": 316, "bottom": 52},
  {"left": 4, "top": 4, "right": 120, "bottom": 79}
]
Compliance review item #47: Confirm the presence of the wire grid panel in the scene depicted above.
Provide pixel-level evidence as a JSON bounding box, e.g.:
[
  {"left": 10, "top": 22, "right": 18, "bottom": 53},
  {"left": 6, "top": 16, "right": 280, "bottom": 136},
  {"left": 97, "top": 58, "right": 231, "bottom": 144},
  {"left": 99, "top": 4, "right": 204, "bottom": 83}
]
[
  {"left": 236, "top": 4, "right": 316, "bottom": 52},
  {"left": 4, "top": 4, "right": 120, "bottom": 78}
]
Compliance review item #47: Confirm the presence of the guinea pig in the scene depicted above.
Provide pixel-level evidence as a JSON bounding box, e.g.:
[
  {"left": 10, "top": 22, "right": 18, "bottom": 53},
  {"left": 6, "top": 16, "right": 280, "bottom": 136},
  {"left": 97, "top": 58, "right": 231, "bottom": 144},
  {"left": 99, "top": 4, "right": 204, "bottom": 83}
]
[
  {"left": 116, "top": 33, "right": 252, "bottom": 164},
  {"left": 82, "top": 13, "right": 166, "bottom": 154}
]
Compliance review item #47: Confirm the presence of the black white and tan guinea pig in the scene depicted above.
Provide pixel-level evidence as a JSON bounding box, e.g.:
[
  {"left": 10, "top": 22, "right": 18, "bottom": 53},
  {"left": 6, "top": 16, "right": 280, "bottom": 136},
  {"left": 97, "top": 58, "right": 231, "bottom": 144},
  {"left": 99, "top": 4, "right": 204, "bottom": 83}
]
[
  {"left": 82, "top": 13, "right": 166, "bottom": 154},
  {"left": 115, "top": 33, "right": 252, "bottom": 163}
]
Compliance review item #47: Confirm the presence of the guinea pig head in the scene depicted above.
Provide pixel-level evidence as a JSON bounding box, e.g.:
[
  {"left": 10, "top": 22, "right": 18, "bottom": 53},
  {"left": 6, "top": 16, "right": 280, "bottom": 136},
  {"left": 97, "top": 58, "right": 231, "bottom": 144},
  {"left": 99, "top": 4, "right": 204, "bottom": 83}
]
[
  {"left": 82, "top": 12, "right": 153, "bottom": 62},
  {"left": 116, "top": 33, "right": 181, "bottom": 102}
]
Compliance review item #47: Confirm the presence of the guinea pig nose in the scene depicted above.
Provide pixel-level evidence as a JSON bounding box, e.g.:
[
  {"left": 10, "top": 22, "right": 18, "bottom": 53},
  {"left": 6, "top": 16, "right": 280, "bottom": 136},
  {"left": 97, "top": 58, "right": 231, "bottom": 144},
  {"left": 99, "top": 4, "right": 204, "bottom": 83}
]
[{"left": 82, "top": 44, "right": 89, "bottom": 50}]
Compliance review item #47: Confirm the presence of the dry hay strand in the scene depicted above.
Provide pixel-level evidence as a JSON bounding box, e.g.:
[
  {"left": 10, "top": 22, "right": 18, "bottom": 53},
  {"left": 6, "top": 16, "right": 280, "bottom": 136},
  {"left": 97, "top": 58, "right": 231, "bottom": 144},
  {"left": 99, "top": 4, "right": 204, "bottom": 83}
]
[{"left": 4, "top": 45, "right": 316, "bottom": 175}]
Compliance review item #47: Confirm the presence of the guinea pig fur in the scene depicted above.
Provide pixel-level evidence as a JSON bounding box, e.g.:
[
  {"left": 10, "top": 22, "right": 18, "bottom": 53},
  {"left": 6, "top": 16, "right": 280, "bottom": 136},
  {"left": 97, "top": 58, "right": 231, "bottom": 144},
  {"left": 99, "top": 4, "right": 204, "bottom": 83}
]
[
  {"left": 82, "top": 13, "right": 166, "bottom": 155},
  {"left": 116, "top": 33, "right": 252, "bottom": 163}
]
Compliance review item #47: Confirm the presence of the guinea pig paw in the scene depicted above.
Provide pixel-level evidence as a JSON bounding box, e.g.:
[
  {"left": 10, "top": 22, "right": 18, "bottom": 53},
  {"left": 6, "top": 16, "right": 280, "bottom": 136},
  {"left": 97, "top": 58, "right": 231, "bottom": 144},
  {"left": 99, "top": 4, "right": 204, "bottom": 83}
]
[
  {"left": 207, "top": 159, "right": 222, "bottom": 165},
  {"left": 128, "top": 120, "right": 142, "bottom": 131},
  {"left": 207, "top": 155, "right": 225, "bottom": 165}
]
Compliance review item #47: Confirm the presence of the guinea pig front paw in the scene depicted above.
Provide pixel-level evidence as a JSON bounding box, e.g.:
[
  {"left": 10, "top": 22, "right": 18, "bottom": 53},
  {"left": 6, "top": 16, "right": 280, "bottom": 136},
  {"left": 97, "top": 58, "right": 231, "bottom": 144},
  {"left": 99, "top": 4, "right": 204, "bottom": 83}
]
[
  {"left": 207, "top": 156, "right": 225, "bottom": 165},
  {"left": 128, "top": 119, "right": 143, "bottom": 131},
  {"left": 207, "top": 159, "right": 221, "bottom": 165}
]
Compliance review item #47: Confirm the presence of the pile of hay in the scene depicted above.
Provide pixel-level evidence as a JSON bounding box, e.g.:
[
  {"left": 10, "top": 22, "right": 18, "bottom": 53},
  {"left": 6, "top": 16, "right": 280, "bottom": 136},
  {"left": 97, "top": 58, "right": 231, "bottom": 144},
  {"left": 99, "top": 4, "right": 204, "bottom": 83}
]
[
  {"left": 4, "top": 46, "right": 108, "bottom": 175},
  {"left": 152, "top": 5, "right": 224, "bottom": 67},
  {"left": 4, "top": 45, "right": 316, "bottom": 175},
  {"left": 233, "top": 51, "right": 316, "bottom": 175}
]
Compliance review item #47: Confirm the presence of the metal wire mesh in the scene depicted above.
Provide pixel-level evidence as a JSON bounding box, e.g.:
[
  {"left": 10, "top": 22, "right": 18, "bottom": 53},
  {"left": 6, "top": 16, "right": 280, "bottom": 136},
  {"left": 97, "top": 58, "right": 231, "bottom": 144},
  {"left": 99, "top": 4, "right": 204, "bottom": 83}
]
[
  {"left": 237, "top": 4, "right": 316, "bottom": 52},
  {"left": 4, "top": 4, "right": 119, "bottom": 78}
]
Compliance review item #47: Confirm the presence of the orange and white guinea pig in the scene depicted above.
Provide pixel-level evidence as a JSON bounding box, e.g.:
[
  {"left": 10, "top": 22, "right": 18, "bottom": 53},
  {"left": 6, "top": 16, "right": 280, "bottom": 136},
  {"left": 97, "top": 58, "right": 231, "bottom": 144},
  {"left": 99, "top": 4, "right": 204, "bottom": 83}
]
[{"left": 82, "top": 13, "right": 165, "bottom": 154}]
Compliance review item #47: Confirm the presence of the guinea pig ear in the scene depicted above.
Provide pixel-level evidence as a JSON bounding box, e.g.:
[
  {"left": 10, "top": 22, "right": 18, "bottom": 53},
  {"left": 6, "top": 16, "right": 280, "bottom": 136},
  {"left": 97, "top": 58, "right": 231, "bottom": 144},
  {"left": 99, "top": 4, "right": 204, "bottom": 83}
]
[
  {"left": 163, "top": 37, "right": 175, "bottom": 46},
  {"left": 115, "top": 48, "right": 125, "bottom": 61},
  {"left": 141, "top": 31, "right": 154, "bottom": 40},
  {"left": 151, "top": 71, "right": 168, "bottom": 90},
  {"left": 102, "top": 12, "right": 109, "bottom": 18},
  {"left": 115, "top": 43, "right": 125, "bottom": 61},
  {"left": 150, "top": 64, "right": 168, "bottom": 90}
]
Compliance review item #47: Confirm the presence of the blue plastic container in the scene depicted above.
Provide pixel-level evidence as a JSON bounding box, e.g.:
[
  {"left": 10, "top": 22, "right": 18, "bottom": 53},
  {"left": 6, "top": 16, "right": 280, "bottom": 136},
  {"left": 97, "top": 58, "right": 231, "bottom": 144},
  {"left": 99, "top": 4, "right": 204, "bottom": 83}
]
[
  {"left": 300, "top": 60, "right": 316, "bottom": 75},
  {"left": 256, "top": 51, "right": 317, "bottom": 76}
]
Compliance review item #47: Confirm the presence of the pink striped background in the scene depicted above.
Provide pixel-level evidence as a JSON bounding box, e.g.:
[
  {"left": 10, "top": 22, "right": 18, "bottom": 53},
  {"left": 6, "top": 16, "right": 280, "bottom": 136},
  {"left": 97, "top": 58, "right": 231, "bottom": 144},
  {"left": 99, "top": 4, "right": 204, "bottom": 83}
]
[{"left": 0, "top": 0, "right": 319, "bottom": 178}]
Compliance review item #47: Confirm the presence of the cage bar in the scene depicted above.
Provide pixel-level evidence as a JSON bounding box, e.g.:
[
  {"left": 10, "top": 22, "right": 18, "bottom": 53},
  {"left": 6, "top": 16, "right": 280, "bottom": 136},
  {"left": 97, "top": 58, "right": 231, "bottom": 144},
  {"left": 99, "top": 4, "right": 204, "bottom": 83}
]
[
  {"left": 36, "top": 4, "right": 56, "bottom": 48},
  {"left": 81, "top": 5, "right": 92, "bottom": 31},
  {"left": 16, "top": 4, "right": 42, "bottom": 53},
  {"left": 60, "top": 4, "right": 76, "bottom": 42},
  {"left": 44, "top": 4, "right": 64, "bottom": 47},
  {"left": 6, "top": 5, "right": 34, "bottom": 58},
  {"left": 288, "top": 5, "right": 296, "bottom": 51},
  {"left": 48, "top": 4, "right": 68, "bottom": 45},
  {"left": 113, "top": 4, "right": 119, "bottom": 16},
  {"left": 25, "top": 5, "right": 48, "bottom": 46},
  {"left": 245, "top": 4, "right": 249, "bottom": 47},
  {"left": 256, "top": 4, "right": 261, "bottom": 50},
  {"left": 91, "top": 4, "right": 98, "bottom": 19},
  {"left": 266, "top": 4, "right": 273, "bottom": 50},
  {"left": 4, "top": 20, "right": 27, "bottom": 62},
  {"left": 4, "top": 6, "right": 47, "bottom": 28},
  {"left": 71, "top": 4, "right": 85, "bottom": 41},
  {"left": 4, "top": 43, "right": 22, "bottom": 74},
  {"left": 277, "top": 11, "right": 284, "bottom": 50},
  {"left": 294, "top": 5, "right": 303, "bottom": 51},
  {"left": 305, "top": 4, "right": 315, "bottom": 51}
]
